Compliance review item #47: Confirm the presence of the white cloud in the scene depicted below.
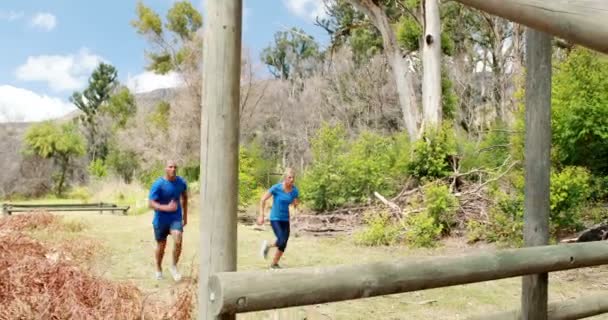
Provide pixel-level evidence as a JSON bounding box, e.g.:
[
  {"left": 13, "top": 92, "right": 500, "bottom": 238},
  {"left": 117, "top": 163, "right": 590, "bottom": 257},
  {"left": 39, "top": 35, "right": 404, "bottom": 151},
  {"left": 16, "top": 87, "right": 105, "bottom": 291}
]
[
  {"left": 0, "top": 10, "right": 24, "bottom": 21},
  {"left": 284, "top": 0, "right": 326, "bottom": 21},
  {"left": 0, "top": 85, "right": 75, "bottom": 122},
  {"left": 15, "top": 48, "right": 105, "bottom": 92},
  {"left": 30, "top": 12, "right": 56, "bottom": 31},
  {"left": 126, "top": 71, "right": 183, "bottom": 94}
]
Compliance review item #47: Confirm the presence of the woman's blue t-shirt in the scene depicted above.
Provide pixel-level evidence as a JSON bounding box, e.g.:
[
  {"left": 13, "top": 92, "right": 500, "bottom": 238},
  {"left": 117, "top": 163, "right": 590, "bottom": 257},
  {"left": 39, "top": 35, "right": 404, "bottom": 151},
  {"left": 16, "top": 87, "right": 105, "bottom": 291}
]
[{"left": 269, "top": 183, "right": 299, "bottom": 221}]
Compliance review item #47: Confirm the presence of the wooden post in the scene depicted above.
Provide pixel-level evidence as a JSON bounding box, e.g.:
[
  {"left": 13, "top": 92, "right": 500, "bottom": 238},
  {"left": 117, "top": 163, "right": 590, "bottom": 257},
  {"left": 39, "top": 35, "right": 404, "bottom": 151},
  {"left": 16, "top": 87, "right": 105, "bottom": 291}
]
[
  {"left": 522, "top": 28, "right": 552, "bottom": 320},
  {"left": 198, "top": 0, "right": 242, "bottom": 319},
  {"left": 210, "top": 242, "right": 608, "bottom": 315},
  {"left": 468, "top": 292, "right": 608, "bottom": 320},
  {"left": 452, "top": 0, "right": 608, "bottom": 54}
]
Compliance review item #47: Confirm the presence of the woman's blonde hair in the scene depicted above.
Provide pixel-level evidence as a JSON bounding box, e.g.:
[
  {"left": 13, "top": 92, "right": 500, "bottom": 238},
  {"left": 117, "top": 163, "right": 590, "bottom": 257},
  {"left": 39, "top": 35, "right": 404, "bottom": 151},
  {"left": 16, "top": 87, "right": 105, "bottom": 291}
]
[{"left": 284, "top": 167, "right": 296, "bottom": 178}]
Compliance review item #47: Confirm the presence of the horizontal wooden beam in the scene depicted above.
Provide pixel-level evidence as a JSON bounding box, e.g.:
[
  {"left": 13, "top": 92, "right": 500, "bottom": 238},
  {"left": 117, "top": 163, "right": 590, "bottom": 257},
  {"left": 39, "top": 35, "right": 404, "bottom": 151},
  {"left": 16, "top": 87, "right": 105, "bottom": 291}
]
[
  {"left": 209, "top": 242, "right": 608, "bottom": 315},
  {"left": 453, "top": 0, "right": 608, "bottom": 54},
  {"left": 468, "top": 292, "right": 608, "bottom": 320},
  {"left": 5, "top": 207, "right": 130, "bottom": 215},
  {"left": 3, "top": 203, "right": 118, "bottom": 208}
]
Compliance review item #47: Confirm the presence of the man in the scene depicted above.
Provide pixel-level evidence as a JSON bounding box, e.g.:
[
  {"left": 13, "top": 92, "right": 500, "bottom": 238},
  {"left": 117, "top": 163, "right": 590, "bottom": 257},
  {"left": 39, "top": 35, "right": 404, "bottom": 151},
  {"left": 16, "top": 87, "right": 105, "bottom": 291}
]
[{"left": 148, "top": 160, "right": 188, "bottom": 281}]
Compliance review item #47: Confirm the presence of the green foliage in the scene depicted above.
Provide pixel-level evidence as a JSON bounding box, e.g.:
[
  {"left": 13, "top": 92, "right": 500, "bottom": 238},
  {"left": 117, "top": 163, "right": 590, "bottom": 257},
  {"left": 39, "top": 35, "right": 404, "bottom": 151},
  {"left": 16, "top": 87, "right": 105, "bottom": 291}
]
[
  {"left": 468, "top": 189, "right": 524, "bottom": 247},
  {"left": 550, "top": 166, "right": 591, "bottom": 231},
  {"left": 132, "top": 1, "right": 202, "bottom": 74},
  {"left": 423, "top": 183, "right": 458, "bottom": 233},
  {"left": 390, "top": 131, "right": 412, "bottom": 178},
  {"left": 137, "top": 162, "right": 165, "bottom": 188},
  {"left": 552, "top": 48, "right": 608, "bottom": 175},
  {"left": 408, "top": 124, "right": 457, "bottom": 180},
  {"left": 396, "top": 16, "right": 421, "bottom": 52},
  {"left": 68, "top": 186, "right": 92, "bottom": 202},
  {"left": 238, "top": 142, "right": 276, "bottom": 208},
  {"left": 355, "top": 211, "right": 401, "bottom": 246},
  {"left": 23, "top": 122, "right": 86, "bottom": 196},
  {"left": 88, "top": 159, "right": 108, "bottom": 179},
  {"left": 103, "top": 87, "right": 136, "bottom": 129},
  {"left": 166, "top": 1, "right": 202, "bottom": 40},
  {"left": 107, "top": 147, "right": 140, "bottom": 184},
  {"left": 460, "top": 122, "right": 511, "bottom": 173},
  {"left": 441, "top": 68, "right": 458, "bottom": 120},
  {"left": 239, "top": 147, "right": 260, "bottom": 207},
  {"left": 349, "top": 28, "right": 383, "bottom": 63},
  {"left": 589, "top": 175, "right": 608, "bottom": 202},
  {"left": 261, "top": 28, "right": 321, "bottom": 80},
  {"left": 181, "top": 161, "right": 200, "bottom": 182},
  {"left": 470, "top": 166, "right": 591, "bottom": 246},
  {"left": 405, "top": 211, "right": 443, "bottom": 248},
  {"left": 147, "top": 101, "right": 170, "bottom": 131},
  {"left": 300, "top": 124, "right": 348, "bottom": 211},
  {"left": 344, "top": 131, "right": 397, "bottom": 202},
  {"left": 315, "top": 0, "right": 382, "bottom": 63},
  {"left": 132, "top": 2, "right": 162, "bottom": 36}
]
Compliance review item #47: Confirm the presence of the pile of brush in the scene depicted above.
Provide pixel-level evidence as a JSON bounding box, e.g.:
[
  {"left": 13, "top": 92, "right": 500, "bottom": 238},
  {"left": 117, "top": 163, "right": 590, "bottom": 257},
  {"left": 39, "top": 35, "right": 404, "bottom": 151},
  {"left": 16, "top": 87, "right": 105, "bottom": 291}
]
[{"left": 0, "top": 212, "right": 195, "bottom": 320}]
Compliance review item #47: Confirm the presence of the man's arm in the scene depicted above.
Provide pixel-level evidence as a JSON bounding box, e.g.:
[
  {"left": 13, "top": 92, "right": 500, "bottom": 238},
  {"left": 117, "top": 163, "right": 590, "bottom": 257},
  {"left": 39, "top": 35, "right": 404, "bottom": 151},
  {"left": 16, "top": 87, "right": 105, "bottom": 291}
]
[
  {"left": 181, "top": 190, "right": 188, "bottom": 226},
  {"left": 149, "top": 199, "right": 177, "bottom": 212}
]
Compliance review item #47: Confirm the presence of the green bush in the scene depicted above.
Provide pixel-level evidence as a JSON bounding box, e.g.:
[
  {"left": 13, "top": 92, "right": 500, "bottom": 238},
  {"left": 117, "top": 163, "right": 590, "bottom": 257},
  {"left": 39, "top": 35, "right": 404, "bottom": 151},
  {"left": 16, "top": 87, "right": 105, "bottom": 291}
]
[
  {"left": 300, "top": 124, "right": 349, "bottom": 211},
  {"left": 469, "top": 166, "right": 591, "bottom": 246},
  {"left": 355, "top": 211, "right": 401, "bottom": 246},
  {"left": 181, "top": 161, "right": 200, "bottom": 182},
  {"left": 467, "top": 187, "right": 524, "bottom": 247},
  {"left": 405, "top": 211, "right": 443, "bottom": 248},
  {"left": 88, "top": 159, "right": 108, "bottom": 179},
  {"left": 239, "top": 147, "right": 260, "bottom": 207},
  {"left": 68, "top": 186, "right": 92, "bottom": 202},
  {"left": 408, "top": 124, "right": 457, "bottom": 180},
  {"left": 301, "top": 125, "right": 414, "bottom": 211},
  {"left": 589, "top": 175, "right": 608, "bottom": 202},
  {"left": 550, "top": 166, "right": 591, "bottom": 231},
  {"left": 137, "top": 162, "right": 165, "bottom": 188},
  {"left": 344, "top": 131, "right": 397, "bottom": 202},
  {"left": 552, "top": 48, "right": 608, "bottom": 175},
  {"left": 423, "top": 183, "right": 458, "bottom": 233},
  {"left": 107, "top": 147, "right": 140, "bottom": 184}
]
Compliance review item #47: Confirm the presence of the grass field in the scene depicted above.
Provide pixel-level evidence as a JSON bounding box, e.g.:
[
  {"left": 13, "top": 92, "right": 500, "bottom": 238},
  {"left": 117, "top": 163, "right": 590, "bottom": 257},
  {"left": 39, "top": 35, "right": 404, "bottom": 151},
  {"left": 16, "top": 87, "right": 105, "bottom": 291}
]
[{"left": 14, "top": 200, "right": 608, "bottom": 320}]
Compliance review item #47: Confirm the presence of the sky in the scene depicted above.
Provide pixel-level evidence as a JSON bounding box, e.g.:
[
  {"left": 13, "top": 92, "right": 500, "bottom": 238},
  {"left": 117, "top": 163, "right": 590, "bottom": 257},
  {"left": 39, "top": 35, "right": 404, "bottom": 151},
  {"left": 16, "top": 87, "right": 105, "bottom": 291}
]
[{"left": 0, "top": 0, "right": 330, "bottom": 122}]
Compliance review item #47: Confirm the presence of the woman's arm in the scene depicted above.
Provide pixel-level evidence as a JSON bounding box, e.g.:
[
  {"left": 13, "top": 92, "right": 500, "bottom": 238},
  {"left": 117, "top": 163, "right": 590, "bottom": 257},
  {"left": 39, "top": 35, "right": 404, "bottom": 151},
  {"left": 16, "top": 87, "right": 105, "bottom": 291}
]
[{"left": 257, "top": 191, "right": 272, "bottom": 225}]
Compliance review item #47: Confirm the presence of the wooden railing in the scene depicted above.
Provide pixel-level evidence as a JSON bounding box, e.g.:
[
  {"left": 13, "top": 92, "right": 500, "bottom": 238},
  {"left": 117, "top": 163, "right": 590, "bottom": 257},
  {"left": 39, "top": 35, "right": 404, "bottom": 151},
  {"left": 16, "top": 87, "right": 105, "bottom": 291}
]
[{"left": 2, "top": 202, "right": 130, "bottom": 215}]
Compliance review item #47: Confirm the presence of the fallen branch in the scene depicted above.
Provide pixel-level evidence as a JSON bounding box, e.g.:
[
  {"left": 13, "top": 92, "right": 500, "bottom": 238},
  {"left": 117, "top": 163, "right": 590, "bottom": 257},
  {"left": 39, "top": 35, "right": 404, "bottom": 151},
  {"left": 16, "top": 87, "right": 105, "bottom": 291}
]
[{"left": 374, "top": 191, "right": 402, "bottom": 220}]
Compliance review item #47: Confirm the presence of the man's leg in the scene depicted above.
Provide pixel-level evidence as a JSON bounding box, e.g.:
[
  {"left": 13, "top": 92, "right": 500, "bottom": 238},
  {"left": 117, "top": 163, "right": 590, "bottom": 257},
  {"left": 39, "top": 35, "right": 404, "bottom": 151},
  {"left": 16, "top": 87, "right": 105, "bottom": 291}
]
[
  {"left": 154, "top": 224, "right": 170, "bottom": 279},
  {"left": 156, "top": 240, "right": 167, "bottom": 272},
  {"left": 170, "top": 229, "right": 183, "bottom": 266},
  {"left": 169, "top": 220, "right": 184, "bottom": 281}
]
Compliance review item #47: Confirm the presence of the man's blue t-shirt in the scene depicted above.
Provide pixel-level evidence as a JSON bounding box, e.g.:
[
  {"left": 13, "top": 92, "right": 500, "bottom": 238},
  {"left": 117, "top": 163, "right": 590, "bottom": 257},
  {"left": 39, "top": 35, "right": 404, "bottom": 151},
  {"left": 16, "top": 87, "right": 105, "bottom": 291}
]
[
  {"left": 149, "top": 176, "right": 187, "bottom": 226},
  {"left": 269, "top": 183, "right": 299, "bottom": 221}
]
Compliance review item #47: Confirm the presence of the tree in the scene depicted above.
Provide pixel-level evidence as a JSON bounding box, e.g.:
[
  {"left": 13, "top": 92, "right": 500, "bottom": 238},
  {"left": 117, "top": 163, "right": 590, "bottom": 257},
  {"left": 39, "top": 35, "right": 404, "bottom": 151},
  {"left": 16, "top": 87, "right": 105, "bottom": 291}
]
[
  {"left": 131, "top": 1, "right": 203, "bottom": 163},
  {"left": 102, "top": 86, "right": 137, "bottom": 129},
  {"left": 70, "top": 62, "right": 118, "bottom": 161},
  {"left": 344, "top": 0, "right": 420, "bottom": 140},
  {"left": 131, "top": 0, "right": 202, "bottom": 96},
  {"left": 22, "top": 122, "right": 86, "bottom": 196},
  {"left": 261, "top": 28, "right": 322, "bottom": 81},
  {"left": 421, "top": 0, "right": 442, "bottom": 126},
  {"left": 106, "top": 146, "right": 140, "bottom": 184},
  {"left": 552, "top": 47, "right": 608, "bottom": 174}
]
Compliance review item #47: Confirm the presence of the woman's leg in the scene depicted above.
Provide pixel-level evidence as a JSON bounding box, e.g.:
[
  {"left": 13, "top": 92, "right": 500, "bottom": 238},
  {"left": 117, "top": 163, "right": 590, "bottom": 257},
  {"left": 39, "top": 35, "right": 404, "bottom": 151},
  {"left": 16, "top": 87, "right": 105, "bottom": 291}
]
[{"left": 271, "top": 221, "right": 290, "bottom": 266}]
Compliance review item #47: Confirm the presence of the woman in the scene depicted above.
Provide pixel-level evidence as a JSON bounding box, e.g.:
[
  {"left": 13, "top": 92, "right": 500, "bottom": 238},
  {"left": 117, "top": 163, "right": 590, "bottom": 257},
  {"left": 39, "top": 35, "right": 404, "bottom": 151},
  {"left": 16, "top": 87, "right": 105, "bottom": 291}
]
[{"left": 257, "top": 168, "right": 299, "bottom": 269}]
